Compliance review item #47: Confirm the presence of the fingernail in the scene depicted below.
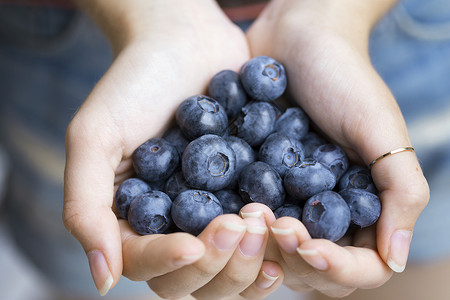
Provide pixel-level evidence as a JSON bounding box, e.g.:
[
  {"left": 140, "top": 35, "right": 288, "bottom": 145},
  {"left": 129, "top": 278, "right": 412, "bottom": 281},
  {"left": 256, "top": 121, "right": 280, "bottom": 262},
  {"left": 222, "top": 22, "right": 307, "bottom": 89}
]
[
  {"left": 388, "top": 230, "right": 412, "bottom": 273},
  {"left": 173, "top": 253, "right": 204, "bottom": 267},
  {"left": 256, "top": 270, "right": 279, "bottom": 290},
  {"left": 87, "top": 250, "right": 113, "bottom": 296},
  {"left": 213, "top": 222, "right": 247, "bottom": 251},
  {"left": 297, "top": 248, "right": 328, "bottom": 271},
  {"left": 239, "top": 221, "right": 267, "bottom": 257},
  {"left": 240, "top": 210, "right": 263, "bottom": 219},
  {"left": 271, "top": 226, "right": 298, "bottom": 254}
]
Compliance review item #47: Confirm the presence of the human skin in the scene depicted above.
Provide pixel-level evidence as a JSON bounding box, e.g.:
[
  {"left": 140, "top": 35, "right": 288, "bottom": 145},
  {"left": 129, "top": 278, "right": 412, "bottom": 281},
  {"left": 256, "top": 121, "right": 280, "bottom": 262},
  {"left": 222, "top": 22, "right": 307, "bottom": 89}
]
[
  {"left": 245, "top": 0, "right": 429, "bottom": 297},
  {"left": 63, "top": 0, "right": 430, "bottom": 298},
  {"left": 63, "top": 0, "right": 283, "bottom": 298}
]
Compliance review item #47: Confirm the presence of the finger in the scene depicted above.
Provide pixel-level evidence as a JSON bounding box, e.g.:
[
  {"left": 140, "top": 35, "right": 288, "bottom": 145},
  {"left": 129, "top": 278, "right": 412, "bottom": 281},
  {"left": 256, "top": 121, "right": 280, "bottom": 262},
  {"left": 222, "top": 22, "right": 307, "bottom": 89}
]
[
  {"left": 239, "top": 261, "right": 284, "bottom": 299},
  {"left": 239, "top": 202, "right": 277, "bottom": 226},
  {"left": 271, "top": 217, "right": 392, "bottom": 296},
  {"left": 147, "top": 214, "right": 247, "bottom": 299},
  {"left": 296, "top": 236, "right": 392, "bottom": 297},
  {"left": 269, "top": 217, "right": 315, "bottom": 292},
  {"left": 63, "top": 116, "right": 123, "bottom": 296},
  {"left": 119, "top": 220, "right": 205, "bottom": 281},
  {"left": 369, "top": 150, "right": 429, "bottom": 272},
  {"left": 191, "top": 217, "right": 268, "bottom": 299}
]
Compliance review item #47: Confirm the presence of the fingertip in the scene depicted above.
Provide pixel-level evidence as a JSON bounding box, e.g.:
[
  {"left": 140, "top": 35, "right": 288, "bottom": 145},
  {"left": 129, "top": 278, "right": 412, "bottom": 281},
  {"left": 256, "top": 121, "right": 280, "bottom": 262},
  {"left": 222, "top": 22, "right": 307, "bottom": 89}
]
[
  {"left": 87, "top": 249, "right": 114, "bottom": 296},
  {"left": 64, "top": 207, "right": 123, "bottom": 295},
  {"left": 270, "top": 217, "right": 311, "bottom": 254},
  {"left": 295, "top": 238, "right": 339, "bottom": 272},
  {"left": 169, "top": 232, "right": 207, "bottom": 267},
  {"left": 240, "top": 203, "right": 276, "bottom": 225},
  {"left": 258, "top": 261, "right": 283, "bottom": 290},
  {"left": 240, "top": 260, "right": 284, "bottom": 299}
]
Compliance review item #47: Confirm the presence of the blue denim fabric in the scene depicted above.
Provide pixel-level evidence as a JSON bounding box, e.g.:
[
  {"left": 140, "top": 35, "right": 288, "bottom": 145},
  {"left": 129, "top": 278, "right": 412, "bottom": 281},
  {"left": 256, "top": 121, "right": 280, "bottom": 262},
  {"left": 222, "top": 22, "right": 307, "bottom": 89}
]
[
  {"left": 0, "top": 5, "right": 149, "bottom": 297},
  {"left": 370, "top": 0, "right": 450, "bottom": 262}
]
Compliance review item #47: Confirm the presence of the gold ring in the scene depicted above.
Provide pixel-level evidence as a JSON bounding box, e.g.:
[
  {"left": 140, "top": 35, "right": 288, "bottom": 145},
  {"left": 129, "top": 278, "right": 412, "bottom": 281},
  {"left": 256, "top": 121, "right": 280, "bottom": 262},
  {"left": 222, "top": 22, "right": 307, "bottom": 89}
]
[{"left": 368, "top": 147, "right": 415, "bottom": 169}]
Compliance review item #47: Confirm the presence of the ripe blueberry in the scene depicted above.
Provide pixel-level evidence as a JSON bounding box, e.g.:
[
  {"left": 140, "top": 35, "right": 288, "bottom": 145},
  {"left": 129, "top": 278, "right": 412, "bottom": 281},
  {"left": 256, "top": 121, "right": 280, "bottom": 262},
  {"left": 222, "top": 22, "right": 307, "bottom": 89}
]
[
  {"left": 259, "top": 132, "right": 305, "bottom": 177},
  {"left": 214, "top": 189, "right": 245, "bottom": 214},
  {"left": 274, "top": 203, "right": 303, "bottom": 219},
  {"left": 284, "top": 159, "right": 336, "bottom": 201},
  {"left": 128, "top": 191, "right": 173, "bottom": 235},
  {"left": 339, "top": 188, "right": 381, "bottom": 228},
  {"left": 176, "top": 95, "right": 228, "bottom": 140},
  {"left": 115, "top": 178, "right": 152, "bottom": 220},
  {"left": 224, "top": 135, "right": 256, "bottom": 189},
  {"left": 163, "top": 126, "right": 190, "bottom": 156},
  {"left": 233, "top": 101, "right": 277, "bottom": 147},
  {"left": 240, "top": 56, "right": 287, "bottom": 102},
  {"left": 313, "top": 144, "right": 349, "bottom": 180},
  {"left": 275, "top": 107, "right": 309, "bottom": 140},
  {"left": 338, "top": 165, "right": 378, "bottom": 194},
  {"left": 133, "top": 137, "right": 179, "bottom": 182},
  {"left": 302, "top": 191, "right": 351, "bottom": 242},
  {"left": 182, "top": 134, "right": 236, "bottom": 191},
  {"left": 208, "top": 70, "right": 247, "bottom": 119},
  {"left": 238, "top": 161, "right": 285, "bottom": 210},
  {"left": 172, "top": 189, "right": 223, "bottom": 235}
]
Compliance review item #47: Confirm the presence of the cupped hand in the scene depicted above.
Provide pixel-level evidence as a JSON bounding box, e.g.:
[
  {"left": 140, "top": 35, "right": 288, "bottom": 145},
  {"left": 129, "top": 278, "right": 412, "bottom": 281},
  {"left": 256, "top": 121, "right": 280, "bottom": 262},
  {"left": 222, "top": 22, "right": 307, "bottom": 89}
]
[
  {"left": 63, "top": 0, "right": 283, "bottom": 297},
  {"left": 246, "top": 0, "right": 429, "bottom": 296}
]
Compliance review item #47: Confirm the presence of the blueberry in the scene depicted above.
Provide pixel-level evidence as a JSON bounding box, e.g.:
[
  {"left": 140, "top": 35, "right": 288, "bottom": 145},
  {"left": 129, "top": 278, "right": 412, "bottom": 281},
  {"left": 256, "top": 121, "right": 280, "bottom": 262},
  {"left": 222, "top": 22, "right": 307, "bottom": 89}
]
[
  {"left": 301, "top": 132, "right": 327, "bottom": 158},
  {"left": 176, "top": 95, "right": 228, "bottom": 140},
  {"left": 147, "top": 179, "right": 167, "bottom": 191},
  {"left": 238, "top": 161, "right": 285, "bottom": 210},
  {"left": 224, "top": 135, "right": 256, "bottom": 189},
  {"left": 240, "top": 56, "right": 287, "bottom": 102},
  {"left": 259, "top": 132, "right": 305, "bottom": 177},
  {"left": 128, "top": 191, "right": 173, "bottom": 235},
  {"left": 133, "top": 137, "right": 179, "bottom": 182},
  {"left": 284, "top": 192, "right": 306, "bottom": 207},
  {"left": 284, "top": 159, "right": 336, "bottom": 201},
  {"left": 275, "top": 107, "right": 309, "bottom": 140},
  {"left": 338, "top": 165, "right": 378, "bottom": 194},
  {"left": 214, "top": 189, "right": 245, "bottom": 214},
  {"left": 302, "top": 191, "right": 351, "bottom": 242},
  {"left": 115, "top": 178, "right": 152, "bottom": 220},
  {"left": 162, "top": 126, "right": 190, "bottom": 156},
  {"left": 312, "top": 144, "right": 349, "bottom": 180},
  {"left": 172, "top": 189, "right": 223, "bottom": 235},
  {"left": 233, "top": 101, "right": 277, "bottom": 147},
  {"left": 208, "top": 70, "right": 247, "bottom": 119},
  {"left": 164, "top": 169, "right": 191, "bottom": 200},
  {"left": 339, "top": 188, "right": 381, "bottom": 228},
  {"left": 274, "top": 203, "right": 303, "bottom": 219},
  {"left": 182, "top": 134, "right": 236, "bottom": 191}
]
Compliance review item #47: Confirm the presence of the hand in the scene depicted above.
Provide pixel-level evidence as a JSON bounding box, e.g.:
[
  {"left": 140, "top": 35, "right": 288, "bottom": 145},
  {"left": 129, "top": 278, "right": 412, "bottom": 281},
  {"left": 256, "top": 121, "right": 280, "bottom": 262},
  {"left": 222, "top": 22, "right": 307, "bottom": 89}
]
[
  {"left": 63, "top": 0, "right": 282, "bottom": 298},
  {"left": 121, "top": 213, "right": 283, "bottom": 299},
  {"left": 246, "top": 0, "right": 429, "bottom": 297}
]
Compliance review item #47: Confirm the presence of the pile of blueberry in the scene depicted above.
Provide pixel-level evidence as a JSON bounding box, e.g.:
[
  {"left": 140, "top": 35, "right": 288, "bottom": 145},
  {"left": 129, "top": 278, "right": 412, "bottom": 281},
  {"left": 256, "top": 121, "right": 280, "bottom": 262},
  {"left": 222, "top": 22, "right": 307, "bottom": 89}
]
[{"left": 116, "top": 56, "right": 381, "bottom": 242}]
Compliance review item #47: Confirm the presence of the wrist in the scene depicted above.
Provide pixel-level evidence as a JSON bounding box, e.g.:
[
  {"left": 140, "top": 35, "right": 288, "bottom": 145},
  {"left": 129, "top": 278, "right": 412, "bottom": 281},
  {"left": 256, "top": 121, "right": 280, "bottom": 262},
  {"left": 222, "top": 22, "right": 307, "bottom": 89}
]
[
  {"left": 258, "top": 0, "right": 398, "bottom": 52},
  {"left": 74, "top": 0, "right": 219, "bottom": 54}
]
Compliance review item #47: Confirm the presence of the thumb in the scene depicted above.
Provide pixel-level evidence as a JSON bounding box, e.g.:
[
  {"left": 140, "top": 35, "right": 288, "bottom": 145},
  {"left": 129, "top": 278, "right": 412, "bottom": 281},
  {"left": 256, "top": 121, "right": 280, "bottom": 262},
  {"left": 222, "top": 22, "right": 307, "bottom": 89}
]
[
  {"left": 63, "top": 115, "right": 124, "bottom": 296},
  {"left": 370, "top": 148, "right": 429, "bottom": 273}
]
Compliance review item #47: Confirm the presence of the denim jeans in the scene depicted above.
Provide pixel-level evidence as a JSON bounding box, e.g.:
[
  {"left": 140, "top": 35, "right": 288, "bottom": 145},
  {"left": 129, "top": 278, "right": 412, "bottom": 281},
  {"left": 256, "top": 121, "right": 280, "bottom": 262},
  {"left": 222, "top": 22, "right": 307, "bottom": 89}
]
[
  {"left": 0, "top": 5, "right": 149, "bottom": 297},
  {"left": 370, "top": 0, "right": 450, "bottom": 262}
]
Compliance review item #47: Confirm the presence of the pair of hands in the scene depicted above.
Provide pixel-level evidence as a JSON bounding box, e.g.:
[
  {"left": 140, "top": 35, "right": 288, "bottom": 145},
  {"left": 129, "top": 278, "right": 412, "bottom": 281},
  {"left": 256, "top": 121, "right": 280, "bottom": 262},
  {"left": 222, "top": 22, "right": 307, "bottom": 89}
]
[{"left": 63, "top": 0, "right": 429, "bottom": 298}]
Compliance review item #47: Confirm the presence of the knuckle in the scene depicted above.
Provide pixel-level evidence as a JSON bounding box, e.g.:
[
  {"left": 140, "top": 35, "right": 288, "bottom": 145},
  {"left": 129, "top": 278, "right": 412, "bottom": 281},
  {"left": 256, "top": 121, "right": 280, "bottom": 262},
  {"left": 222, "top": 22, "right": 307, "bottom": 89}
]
[
  {"left": 403, "top": 178, "right": 430, "bottom": 213},
  {"left": 62, "top": 203, "right": 84, "bottom": 234}
]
